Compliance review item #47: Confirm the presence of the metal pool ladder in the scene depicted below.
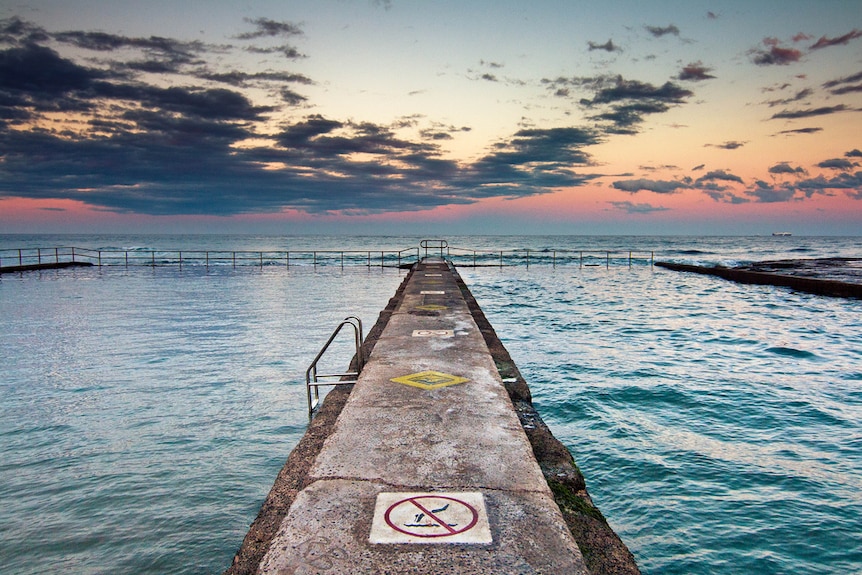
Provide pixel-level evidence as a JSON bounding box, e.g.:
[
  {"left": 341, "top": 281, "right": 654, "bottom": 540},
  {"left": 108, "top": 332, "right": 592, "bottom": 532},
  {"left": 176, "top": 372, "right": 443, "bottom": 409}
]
[{"left": 305, "top": 316, "right": 364, "bottom": 415}]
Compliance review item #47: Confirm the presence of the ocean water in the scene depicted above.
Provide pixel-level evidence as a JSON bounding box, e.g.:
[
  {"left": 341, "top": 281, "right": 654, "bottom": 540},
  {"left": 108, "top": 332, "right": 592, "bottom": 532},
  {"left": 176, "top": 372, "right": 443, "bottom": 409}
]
[{"left": 1, "top": 234, "right": 860, "bottom": 574}]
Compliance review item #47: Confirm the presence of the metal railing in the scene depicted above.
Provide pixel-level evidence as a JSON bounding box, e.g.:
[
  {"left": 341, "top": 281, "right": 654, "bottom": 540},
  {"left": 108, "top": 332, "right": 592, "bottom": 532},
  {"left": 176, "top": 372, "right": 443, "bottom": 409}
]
[
  {"left": 442, "top": 245, "right": 655, "bottom": 268},
  {"left": 0, "top": 247, "right": 419, "bottom": 270},
  {"left": 305, "top": 316, "right": 364, "bottom": 416},
  {"left": 420, "top": 239, "right": 448, "bottom": 257},
  {"left": 2, "top": 243, "right": 656, "bottom": 271}
]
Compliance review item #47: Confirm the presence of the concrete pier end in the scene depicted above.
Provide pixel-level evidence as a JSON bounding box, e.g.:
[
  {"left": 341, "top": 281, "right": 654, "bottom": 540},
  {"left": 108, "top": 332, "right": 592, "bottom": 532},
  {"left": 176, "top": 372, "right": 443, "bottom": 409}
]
[{"left": 226, "top": 258, "right": 640, "bottom": 575}]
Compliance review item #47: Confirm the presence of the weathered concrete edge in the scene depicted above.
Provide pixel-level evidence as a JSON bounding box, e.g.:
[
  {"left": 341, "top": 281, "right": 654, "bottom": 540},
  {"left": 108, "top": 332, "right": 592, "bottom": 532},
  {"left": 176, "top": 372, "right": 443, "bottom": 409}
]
[
  {"left": 0, "top": 261, "right": 94, "bottom": 274},
  {"left": 449, "top": 262, "right": 641, "bottom": 575},
  {"left": 655, "top": 261, "right": 862, "bottom": 299},
  {"left": 223, "top": 268, "right": 415, "bottom": 575}
]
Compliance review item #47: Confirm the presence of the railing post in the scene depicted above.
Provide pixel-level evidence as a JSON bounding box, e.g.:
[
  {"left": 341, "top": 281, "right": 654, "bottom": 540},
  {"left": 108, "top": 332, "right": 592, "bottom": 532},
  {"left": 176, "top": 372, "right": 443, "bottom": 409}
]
[
  {"left": 341, "top": 252, "right": 344, "bottom": 269},
  {"left": 314, "top": 251, "right": 317, "bottom": 267},
  {"left": 580, "top": 251, "right": 583, "bottom": 268},
  {"left": 526, "top": 249, "right": 530, "bottom": 268},
  {"left": 125, "top": 251, "right": 129, "bottom": 268},
  {"left": 473, "top": 250, "right": 476, "bottom": 267},
  {"left": 553, "top": 250, "right": 556, "bottom": 268},
  {"left": 500, "top": 251, "right": 503, "bottom": 268},
  {"left": 98, "top": 251, "right": 102, "bottom": 267},
  {"left": 260, "top": 252, "right": 263, "bottom": 268},
  {"left": 152, "top": 251, "right": 156, "bottom": 267},
  {"left": 651, "top": 251, "right": 654, "bottom": 267},
  {"left": 18, "top": 249, "right": 22, "bottom": 266},
  {"left": 287, "top": 251, "right": 290, "bottom": 268},
  {"left": 179, "top": 251, "right": 183, "bottom": 270},
  {"left": 55, "top": 247, "right": 59, "bottom": 264},
  {"left": 37, "top": 248, "right": 41, "bottom": 264},
  {"left": 629, "top": 251, "right": 632, "bottom": 267},
  {"left": 606, "top": 252, "right": 609, "bottom": 269},
  {"left": 380, "top": 251, "right": 384, "bottom": 268},
  {"left": 72, "top": 247, "right": 75, "bottom": 263},
  {"left": 367, "top": 251, "right": 370, "bottom": 267}
]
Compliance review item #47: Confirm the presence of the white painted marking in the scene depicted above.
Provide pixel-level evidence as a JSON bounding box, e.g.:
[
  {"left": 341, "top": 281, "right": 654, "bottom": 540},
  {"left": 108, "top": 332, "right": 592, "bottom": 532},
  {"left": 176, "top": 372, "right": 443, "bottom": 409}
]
[
  {"left": 420, "top": 290, "right": 445, "bottom": 294},
  {"left": 412, "top": 329, "right": 454, "bottom": 337},
  {"left": 424, "top": 273, "right": 443, "bottom": 276},
  {"left": 369, "top": 492, "right": 492, "bottom": 544}
]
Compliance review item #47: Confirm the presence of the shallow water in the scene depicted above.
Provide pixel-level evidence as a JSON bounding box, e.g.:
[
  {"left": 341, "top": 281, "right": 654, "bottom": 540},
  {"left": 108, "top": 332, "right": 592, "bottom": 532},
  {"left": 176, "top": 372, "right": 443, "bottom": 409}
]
[
  {"left": 0, "top": 264, "right": 405, "bottom": 575},
  {"left": 460, "top": 265, "right": 862, "bottom": 575},
  {"left": 1, "top": 234, "right": 860, "bottom": 574}
]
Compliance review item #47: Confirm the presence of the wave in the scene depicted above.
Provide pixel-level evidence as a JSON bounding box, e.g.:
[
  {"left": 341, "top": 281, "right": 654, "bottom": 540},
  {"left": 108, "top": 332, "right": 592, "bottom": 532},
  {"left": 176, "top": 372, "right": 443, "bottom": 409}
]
[{"left": 764, "top": 346, "right": 821, "bottom": 359}]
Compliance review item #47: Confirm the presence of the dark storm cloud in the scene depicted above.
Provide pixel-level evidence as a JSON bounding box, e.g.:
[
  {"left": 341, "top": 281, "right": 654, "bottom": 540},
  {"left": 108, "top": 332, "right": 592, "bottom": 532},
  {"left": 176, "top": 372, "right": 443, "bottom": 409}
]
[
  {"left": 765, "top": 88, "right": 813, "bottom": 107},
  {"left": 611, "top": 179, "right": 689, "bottom": 194},
  {"left": 474, "top": 127, "right": 598, "bottom": 170},
  {"left": 770, "top": 105, "right": 847, "bottom": 119},
  {"left": 705, "top": 141, "right": 746, "bottom": 150},
  {"left": 703, "top": 189, "right": 749, "bottom": 204},
  {"left": 769, "top": 162, "right": 806, "bottom": 175},
  {"left": 776, "top": 127, "right": 822, "bottom": 135},
  {"left": 581, "top": 76, "right": 693, "bottom": 133},
  {"left": 742, "top": 168, "right": 862, "bottom": 203},
  {"left": 817, "top": 158, "right": 856, "bottom": 170},
  {"left": 0, "top": 43, "right": 112, "bottom": 119},
  {"left": 233, "top": 18, "right": 305, "bottom": 59},
  {"left": 195, "top": 70, "right": 313, "bottom": 87},
  {"left": 54, "top": 29, "right": 207, "bottom": 57},
  {"left": 830, "top": 84, "right": 862, "bottom": 95},
  {"left": 244, "top": 44, "right": 305, "bottom": 59},
  {"left": 645, "top": 24, "right": 680, "bottom": 38},
  {"left": 746, "top": 181, "right": 798, "bottom": 203},
  {"left": 820, "top": 70, "right": 862, "bottom": 96},
  {"left": 795, "top": 172, "right": 862, "bottom": 196},
  {"left": 236, "top": 18, "right": 303, "bottom": 40},
  {"left": 823, "top": 70, "right": 862, "bottom": 89},
  {"left": 810, "top": 29, "right": 862, "bottom": 50},
  {"left": 750, "top": 38, "right": 803, "bottom": 66},
  {"left": 609, "top": 201, "right": 669, "bottom": 214},
  {"left": 678, "top": 62, "right": 715, "bottom": 81},
  {"left": 696, "top": 169, "right": 744, "bottom": 185},
  {"left": 0, "top": 16, "right": 49, "bottom": 44},
  {"left": 0, "top": 17, "right": 607, "bottom": 216},
  {"left": 589, "top": 78, "right": 692, "bottom": 105},
  {"left": 543, "top": 74, "right": 695, "bottom": 133},
  {"left": 96, "top": 82, "right": 270, "bottom": 120},
  {"left": 279, "top": 88, "right": 307, "bottom": 105},
  {"left": 587, "top": 39, "right": 620, "bottom": 52}
]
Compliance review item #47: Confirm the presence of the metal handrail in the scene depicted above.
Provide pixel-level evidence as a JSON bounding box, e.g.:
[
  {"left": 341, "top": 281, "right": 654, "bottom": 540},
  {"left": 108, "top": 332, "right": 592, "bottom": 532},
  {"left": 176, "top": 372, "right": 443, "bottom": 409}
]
[
  {"left": 420, "top": 239, "right": 448, "bottom": 257},
  {"left": 305, "top": 316, "right": 364, "bottom": 416}
]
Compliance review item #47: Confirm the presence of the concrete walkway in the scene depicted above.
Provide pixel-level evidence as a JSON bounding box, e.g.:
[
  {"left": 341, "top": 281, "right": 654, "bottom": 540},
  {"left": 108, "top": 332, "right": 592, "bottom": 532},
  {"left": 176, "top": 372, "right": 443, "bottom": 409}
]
[{"left": 258, "top": 258, "right": 588, "bottom": 574}]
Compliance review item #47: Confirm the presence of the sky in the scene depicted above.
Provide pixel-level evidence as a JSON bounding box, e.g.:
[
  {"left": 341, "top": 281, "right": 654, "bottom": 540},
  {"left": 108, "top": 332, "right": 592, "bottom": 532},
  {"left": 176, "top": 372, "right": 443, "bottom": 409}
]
[{"left": 0, "top": 0, "right": 860, "bottom": 235}]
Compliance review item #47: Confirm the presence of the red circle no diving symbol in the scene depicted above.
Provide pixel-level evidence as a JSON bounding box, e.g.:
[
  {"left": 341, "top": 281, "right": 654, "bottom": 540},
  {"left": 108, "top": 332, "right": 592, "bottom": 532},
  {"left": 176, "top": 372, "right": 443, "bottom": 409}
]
[{"left": 384, "top": 495, "right": 479, "bottom": 538}]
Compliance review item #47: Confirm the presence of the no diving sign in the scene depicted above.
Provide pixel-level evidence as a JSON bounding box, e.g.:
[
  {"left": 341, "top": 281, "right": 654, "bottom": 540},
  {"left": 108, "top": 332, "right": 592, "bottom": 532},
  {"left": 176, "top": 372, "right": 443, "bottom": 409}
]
[{"left": 369, "top": 492, "right": 492, "bottom": 544}]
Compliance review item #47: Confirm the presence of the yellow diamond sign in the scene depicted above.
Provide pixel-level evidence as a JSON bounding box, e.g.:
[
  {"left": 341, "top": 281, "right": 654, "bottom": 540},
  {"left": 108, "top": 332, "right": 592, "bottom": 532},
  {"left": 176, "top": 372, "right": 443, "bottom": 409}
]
[
  {"left": 415, "top": 304, "right": 447, "bottom": 311},
  {"left": 391, "top": 370, "right": 469, "bottom": 390}
]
